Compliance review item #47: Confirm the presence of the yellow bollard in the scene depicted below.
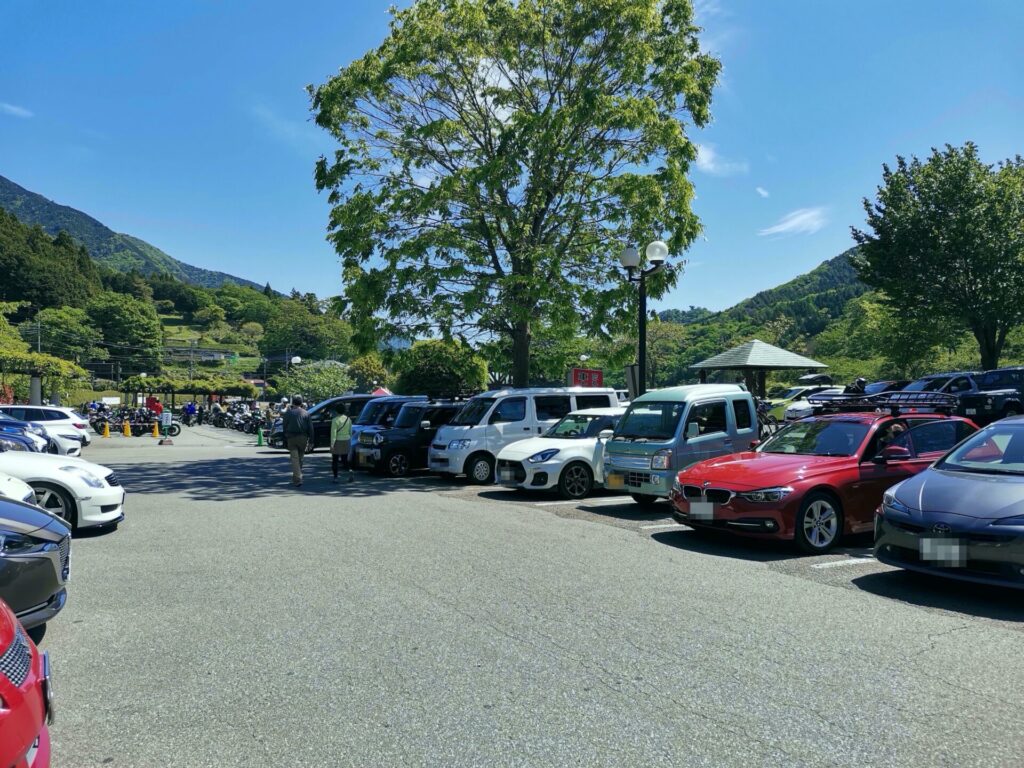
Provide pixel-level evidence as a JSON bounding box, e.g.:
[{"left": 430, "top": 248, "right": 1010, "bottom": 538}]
[
  {"left": 102, "top": 421, "right": 110, "bottom": 439},
  {"left": 122, "top": 420, "right": 131, "bottom": 437},
  {"left": 151, "top": 421, "right": 160, "bottom": 438}
]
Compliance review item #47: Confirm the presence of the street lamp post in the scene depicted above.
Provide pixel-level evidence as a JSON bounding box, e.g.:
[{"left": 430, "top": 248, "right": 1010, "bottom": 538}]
[{"left": 618, "top": 241, "right": 669, "bottom": 397}]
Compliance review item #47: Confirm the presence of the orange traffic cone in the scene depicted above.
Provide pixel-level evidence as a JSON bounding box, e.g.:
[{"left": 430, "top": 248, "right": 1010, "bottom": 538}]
[
  {"left": 122, "top": 421, "right": 131, "bottom": 437},
  {"left": 151, "top": 421, "right": 160, "bottom": 438}
]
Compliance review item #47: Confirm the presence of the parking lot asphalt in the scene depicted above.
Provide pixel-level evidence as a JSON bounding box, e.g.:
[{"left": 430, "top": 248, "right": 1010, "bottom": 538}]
[{"left": 44, "top": 426, "right": 1024, "bottom": 766}]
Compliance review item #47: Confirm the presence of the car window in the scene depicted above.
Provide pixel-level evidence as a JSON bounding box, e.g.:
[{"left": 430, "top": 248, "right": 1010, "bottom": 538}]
[
  {"left": 430, "top": 408, "right": 459, "bottom": 428},
  {"left": 576, "top": 394, "right": 613, "bottom": 410},
  {"left": 890, "top": 420, "right": 976, "bottom": 457},
  {"left": 762, "top": 420, "right": 870, "bottom": 457},
  {"left": 534, "top": 396, "right": 572, "bottom": 421},
  {"left": 491, "top": 397, "right": 526, "bottom": 423},
  {"left": 616, "top": 401, "right": 686, "bottom": 441},
  {"left": 732, "top": 399, "right": 753, "bottom": 431},
  {"left": 939, "top": 425, "right": 1024, "bottom": 474},
  {"left": 685, "top": 401, "right": 727, "bottom": 437},
  {"left": 947, "top": 377, "right": 972, "bottom": 393},
  {"left": 3, "top": 408, "right": 27, "bottom": 420}
]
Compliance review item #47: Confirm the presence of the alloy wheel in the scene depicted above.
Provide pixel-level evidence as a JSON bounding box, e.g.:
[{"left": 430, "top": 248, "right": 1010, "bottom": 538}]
[
  {"left": 562, "top": 464, "right": 591, "bottom": 499},
  {"left": 34, "top": 486, "right": 69, "bottom": 523},
  {"left": 389, "top": 453, "right": 409, "bottom": 477},
  {"left": 471, "top": 458, "right": 492, "bottom": 483},
  {"left": 802, "top": 499, "right": 838, "bottom": 549}
]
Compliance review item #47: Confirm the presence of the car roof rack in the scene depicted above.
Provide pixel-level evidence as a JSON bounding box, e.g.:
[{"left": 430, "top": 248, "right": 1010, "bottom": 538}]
[{"left": 806, "top": 391, "right": 959, "bottom": 417}]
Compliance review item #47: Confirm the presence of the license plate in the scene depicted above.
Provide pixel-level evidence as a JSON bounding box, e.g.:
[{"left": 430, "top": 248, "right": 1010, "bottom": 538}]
[
  {"left": 965, "top": 408, "right": 977, "bottom": 415},
  {"left": 499, "top": 469, "right": 517, "bottom": 483},
  {"left": 920, "top": 537, "right": 965, "bottom": 566},
  {"left": 606, "top": 473, "right": 624, "bottom": 490},
  {"left": 689, "top": 501, "right": 716, "bottom": 521}
]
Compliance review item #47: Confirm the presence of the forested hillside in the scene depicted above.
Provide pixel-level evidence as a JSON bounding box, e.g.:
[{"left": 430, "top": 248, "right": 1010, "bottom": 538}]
[{"left": 0, "top": 174, "right": 264, "bottom": 290}]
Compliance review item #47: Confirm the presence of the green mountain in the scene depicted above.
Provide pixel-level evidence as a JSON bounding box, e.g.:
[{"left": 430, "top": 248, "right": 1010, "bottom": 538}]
[{"left": 0, "top": 174, "right": 264, "bottom": 290}]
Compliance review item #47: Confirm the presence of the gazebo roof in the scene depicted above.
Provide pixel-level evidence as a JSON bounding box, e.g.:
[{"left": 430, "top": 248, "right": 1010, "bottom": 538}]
[{"left": 690, "top": 339, "right": 826, "bottom": 371}]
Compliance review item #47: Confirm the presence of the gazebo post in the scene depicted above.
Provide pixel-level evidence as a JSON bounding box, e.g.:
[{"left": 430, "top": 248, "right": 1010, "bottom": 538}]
[{"left": 757, "top": 370, "right": 767, "bottom": 399}]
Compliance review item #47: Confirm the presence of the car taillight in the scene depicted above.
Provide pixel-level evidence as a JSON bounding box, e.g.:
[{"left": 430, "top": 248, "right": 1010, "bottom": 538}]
[{"left": 73, "top": 423, "right": 87, "bottom": 429}]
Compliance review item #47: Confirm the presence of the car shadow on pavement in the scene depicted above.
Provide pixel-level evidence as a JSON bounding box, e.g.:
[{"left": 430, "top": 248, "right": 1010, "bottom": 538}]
[
  {"left": 852, "top": 570, "right": 1024, "bottom": 623},
  {"left": 651, "top": 529, "right": 798, "bottom": 563},
  {"left": 477, "top": 488, "right": 673, "bottom": 522},
  {"left": 103, "top": 456, "right": 452, "bottom": 502}
]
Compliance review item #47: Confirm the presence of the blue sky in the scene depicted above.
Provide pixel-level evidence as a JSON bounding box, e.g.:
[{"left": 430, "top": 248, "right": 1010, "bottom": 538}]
[{"left": 1, "top": 0, "right": 1021, "bottom": 312}]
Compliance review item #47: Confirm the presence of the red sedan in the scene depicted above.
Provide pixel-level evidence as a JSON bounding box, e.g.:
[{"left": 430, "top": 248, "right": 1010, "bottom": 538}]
[
  {"left": 0, "top": 600, "right": 52, "bottom": 768},
  {"left": 669, "top": 410, "right": 977, "bottom": 553}
]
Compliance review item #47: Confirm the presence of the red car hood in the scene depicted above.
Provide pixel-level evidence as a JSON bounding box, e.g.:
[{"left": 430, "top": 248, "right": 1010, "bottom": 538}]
[{"left": 678, "top": 451, "right": 852, "bottom": 491}]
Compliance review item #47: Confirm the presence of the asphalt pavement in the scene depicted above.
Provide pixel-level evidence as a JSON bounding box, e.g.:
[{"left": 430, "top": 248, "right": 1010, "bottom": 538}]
[{"left": 42, "top": 426, "right": 1024, "bottom": 767}]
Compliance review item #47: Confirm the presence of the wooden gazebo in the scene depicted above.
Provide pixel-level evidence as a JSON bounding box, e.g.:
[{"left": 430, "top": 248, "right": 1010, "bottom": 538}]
[{"left": 691, "top": 339, "right": 827, "bottom": 398}]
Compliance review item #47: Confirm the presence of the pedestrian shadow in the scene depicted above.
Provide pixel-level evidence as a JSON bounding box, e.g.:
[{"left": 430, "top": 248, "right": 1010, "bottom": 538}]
[
  {"left": 103, "top": 455, "right": 451, "bottom": 502},
  {"left": 651, "top": 529, "right": 797, "bottom": 563},
  {"left": 852, "top": 570, "right": 1024, "bottom": 624}
]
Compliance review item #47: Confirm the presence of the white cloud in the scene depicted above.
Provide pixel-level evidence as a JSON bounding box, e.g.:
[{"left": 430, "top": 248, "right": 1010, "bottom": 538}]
[
  {"left": 250, "top": 102, "right": 321, "bottom": 152},
  {"left": 695, "top": 144, "right": 749, "bottom": 177},
  {"left": 755, "top": 186, "right": 769, "bottom": 198},
  {"left": 758, "top": 207, "right": 828, "bottom": 237},
  {"left": 0, "top": 102, "right": 33, "bottom": 118}
]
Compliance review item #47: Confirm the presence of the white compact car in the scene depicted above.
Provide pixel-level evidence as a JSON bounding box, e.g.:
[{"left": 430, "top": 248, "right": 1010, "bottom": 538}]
[
  {"left": 496, "top": 407, "right": 625, "bottom": 499},
  {"left": 784, "top": 387, "right": 845, "bottom": 421},
  {"left": 0, "top": 450, "right": 124, "bottom": 530},
  {"left": 0, "top": 472, "right": 36, "bottom": 505},
  {"left": 0, "top": 405, "right": 93, "bottom": 446}
]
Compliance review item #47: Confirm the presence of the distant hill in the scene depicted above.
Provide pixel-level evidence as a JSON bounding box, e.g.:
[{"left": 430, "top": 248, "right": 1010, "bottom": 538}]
[
  {"left": 0, "top": 174, "right": 264, "bottom": 290},
  {"left": 660, "top": 249, "right": 867, "bottom": 342}
]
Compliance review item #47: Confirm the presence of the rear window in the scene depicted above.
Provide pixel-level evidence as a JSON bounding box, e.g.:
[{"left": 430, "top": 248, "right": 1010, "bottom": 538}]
[
  {"left": 576, "top": 394, "right": 613, "bottom": 410},
  {"left": 979, "top": 371, "right": 1022, "bottom": 389}
]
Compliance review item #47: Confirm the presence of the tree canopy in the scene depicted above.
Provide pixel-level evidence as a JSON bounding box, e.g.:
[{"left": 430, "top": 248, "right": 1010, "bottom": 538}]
[
  {"left": 310, "top": 0, "right": 719, "bottom": 385},
  {"left": 394, "top": 340, "right": 488, "bottom": 398},
  {"left": 853, "top": 143, "right": 1024, "bottom": 369}
]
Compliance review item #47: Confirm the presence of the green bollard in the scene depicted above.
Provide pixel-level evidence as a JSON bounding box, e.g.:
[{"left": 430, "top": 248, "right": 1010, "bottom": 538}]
[{"left": 256, "top": 427, "right": 264, "bottom": 447}]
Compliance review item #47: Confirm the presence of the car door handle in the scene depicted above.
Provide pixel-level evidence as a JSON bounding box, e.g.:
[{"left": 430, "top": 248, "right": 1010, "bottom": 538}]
[{"left": 523, "top": 427, "right": 531, "bottom": 431}]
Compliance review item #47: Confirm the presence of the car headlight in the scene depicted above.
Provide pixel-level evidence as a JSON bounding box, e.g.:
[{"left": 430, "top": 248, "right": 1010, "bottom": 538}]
[
  {"left": 448, "top": 439, "right": 473, "bottom": 450},
  {"left": 0, "top": 531, "right": 35, "bottom": 554},
  {"left": 373, "top": 433, "right": 384, "bottom": 446},
  {"left": 651, "top": 449, "right": 672, "bottom": 470},
  {"left": 738, "top": 487, "right": 794, "bottom": 503},
  {"left": 881, "top": 491, "right": 911, "bottom": 516},
  {"left": 28, "top": 425, "right": 46, "bottom": 436},
  {"left": 59, "top": 465, "right": 105, "bottom": 488},
  {"left": 527, "top": 448, "right": 559, "bottom": 464}
]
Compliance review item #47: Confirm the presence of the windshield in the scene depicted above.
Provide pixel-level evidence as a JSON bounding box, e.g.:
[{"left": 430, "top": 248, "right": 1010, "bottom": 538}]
[
  {"left": 760, "top": 420, "right": 870, "bottom": 457},
  {"left": 449, "top": 398, "right": 495, "bottom": 426},
  {"left": 937, "top": 424, "right": 1024, "bottom": 476},
  {"left": 545, "top": 413, "right": 619, "bottom": 439},
  {"left": 394, "top": 405, "right": 427, "bottom": 429},
  {"left": 779, "top": 387, "right": 805, "bottom": 400},
  {"left": 904, "top": 377, "right": 949, "bottom": 392},
  {"left": 864, "top": 381, "right": 893, "bottom": 395},
  {"left": 355, "top": 401, "right": 389, "bottom": 425},
  {"left": 615, "top": 401, "right": 686, "bottom": 441}
]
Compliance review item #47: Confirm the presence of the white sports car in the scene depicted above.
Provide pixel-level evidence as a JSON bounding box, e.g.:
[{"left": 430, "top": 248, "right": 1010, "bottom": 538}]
[
  {"left": 0, "top": 450, "right": 125, "bottom": 530},
  {"left": 0, "top": 471, "right": 36, "bottom": 505},
  {"left": 496, "top": 407, "right": 625, "bottom": 499}
]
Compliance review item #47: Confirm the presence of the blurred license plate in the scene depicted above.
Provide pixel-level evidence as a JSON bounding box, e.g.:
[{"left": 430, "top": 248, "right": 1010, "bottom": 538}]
[
  {"left": 689, "top": 501, "right": 716, "bottom": 521},
  {"left": 606, "top": 473, "right": 624, "bottom": 490},
  {"left": 920, "top": 537, "right": 965, "bottom": 566},
  {"left": 499, "top": 469, "right": 517, "bottom": 483},
  {"left": 965, "top": 408, "right": 977, "bottom": 415}
]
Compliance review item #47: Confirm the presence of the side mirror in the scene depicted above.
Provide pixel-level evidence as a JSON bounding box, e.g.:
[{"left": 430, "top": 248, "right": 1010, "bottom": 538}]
[
  {"left": 599, "top": 429, "right": 614, "bottom": 440},
  {"left": 685, "top": 422, "right": 699, "bottom": 439},
  {"left": 749, "top": 439, "right": 761, "bottom": 450},
  {"left": 873, "top": 445, "right": 912, "bottom": 464},
  {"left": 420, "top": 420, "right": 432, "bottom": 430}
]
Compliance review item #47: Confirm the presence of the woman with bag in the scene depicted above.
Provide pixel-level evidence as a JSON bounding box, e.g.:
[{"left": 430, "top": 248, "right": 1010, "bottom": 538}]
[{"left": 330, "top": 403, "right": 354, "bottom": 484}]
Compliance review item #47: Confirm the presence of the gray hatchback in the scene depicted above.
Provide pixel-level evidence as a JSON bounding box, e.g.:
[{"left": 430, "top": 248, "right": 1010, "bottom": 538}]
[{"left": 0, "top": 496, "right": 72, "bottom": 629}]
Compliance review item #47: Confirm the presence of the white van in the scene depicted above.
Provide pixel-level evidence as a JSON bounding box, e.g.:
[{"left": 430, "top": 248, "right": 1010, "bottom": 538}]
[{"left": 429, "top": 387, "right": 619, "bottom": 483}]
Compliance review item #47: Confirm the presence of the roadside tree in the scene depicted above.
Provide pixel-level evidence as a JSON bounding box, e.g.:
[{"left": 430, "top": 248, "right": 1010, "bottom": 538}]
[
  {"left": 393, "top": 340, "right": 487, "bottom": 399},
  {"left": 853, "top": 143, "right": 1024, "bottom": 370},
  {"left": 275, "top": 362, "right": 354, "bottom": 405},
  {"left": 346, "top": 353, "right": 391, "bottom": 392},
  {"left": 310, "top": 0, "right": 719, "bottom": 386},
  {"left": 85, "top": 291, "right": 163, "bottom": 371}
]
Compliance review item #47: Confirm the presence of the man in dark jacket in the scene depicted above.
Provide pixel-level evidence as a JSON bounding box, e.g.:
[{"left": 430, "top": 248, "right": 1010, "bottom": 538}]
[{"left": 282, "top": 396, "right": 315, "bottom": 486}]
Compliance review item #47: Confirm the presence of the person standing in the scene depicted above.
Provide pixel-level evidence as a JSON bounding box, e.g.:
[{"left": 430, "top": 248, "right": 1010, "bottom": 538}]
[
  {"left": 282, "top": 395, "right": 315, "bottom": 487},
  {"left": 330, "top": 403, "right": 354, "bottom": 484}
]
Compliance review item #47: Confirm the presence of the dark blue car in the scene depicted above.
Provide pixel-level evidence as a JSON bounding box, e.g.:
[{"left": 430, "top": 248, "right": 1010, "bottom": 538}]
[{"left": 875, "top": 416, "right": 1024, "bottom": 589}]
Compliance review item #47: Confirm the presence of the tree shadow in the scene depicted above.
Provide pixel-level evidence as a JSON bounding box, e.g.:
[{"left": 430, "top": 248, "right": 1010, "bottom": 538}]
[
  {"left": 104, "top": 455, "right": 452, "bottom": 502},
  {"left": 852, "top": 570, "right": 1024, "bottom": 624}
]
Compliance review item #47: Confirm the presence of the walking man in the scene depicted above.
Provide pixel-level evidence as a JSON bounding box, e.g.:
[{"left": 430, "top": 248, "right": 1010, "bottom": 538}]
[{"left": 282, "top": 395, "right": 315, "bottom": 487}]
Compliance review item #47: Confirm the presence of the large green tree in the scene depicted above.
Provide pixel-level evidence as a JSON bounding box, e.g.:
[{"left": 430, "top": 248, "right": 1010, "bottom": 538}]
[
  {"left": 20, "top": 307, "right": 107, "bottom": 364},
  {"left": 260, "top": 300, "right": 353, "bottom": 362},
  {"left": 394, "top": 340, "right": 488, "bottom": 398},
  {"left": 853, "top": 143, "right": 1024, "bottom": 370},
  {"left": 275, "top": 362, "right": 354, "bottom": 405},
  {"left": 85, "top": 291, "right": 163, "bottom": 372},
  {"left": 310, "top": 0, "right": 718, "bottom": 386}
]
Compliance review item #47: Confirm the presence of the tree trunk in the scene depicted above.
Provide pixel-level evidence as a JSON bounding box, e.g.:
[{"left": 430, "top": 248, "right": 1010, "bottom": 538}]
[
  {"left": 973, "top": 324, "right": 1004, "bottom": 370},
  {"left": 511, "top": 320, "right": 531, "bottom": 388}
]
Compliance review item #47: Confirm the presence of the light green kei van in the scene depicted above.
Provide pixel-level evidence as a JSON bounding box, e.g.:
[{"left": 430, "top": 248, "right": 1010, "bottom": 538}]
[{"left": 603, "top": 384, "right": 757, "bottom": 505}]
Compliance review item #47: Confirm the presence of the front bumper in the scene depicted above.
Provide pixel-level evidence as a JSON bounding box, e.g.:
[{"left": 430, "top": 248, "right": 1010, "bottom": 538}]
[
  {"left": 496, "top": 459, "right": 558, "bottom": 490},
  {"left": 428, "top": 446, "right": 470, "bottom": 475},
  {"left": 77, "top": 486, "right": 126, "bottom": 528},
  {"left": 603, "top": 462, "right": 672, "bottom": 498},
  {"left": 668, "top": 489, "right": 793, "bottom": 537},
  {"left": 875, "top": 515, "right": 1024, "bottom": 589},
  {"left": 355, "top": 444, "right": 381, "bottom": 468},
  {"left": 16, "top": 589, "right": 67, "bottom": 631}
]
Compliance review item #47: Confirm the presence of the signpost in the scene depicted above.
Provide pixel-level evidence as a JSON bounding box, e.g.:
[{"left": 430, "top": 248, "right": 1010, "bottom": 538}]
[{"left": 569, "top": 367, "right": 604, "bottom": 387}]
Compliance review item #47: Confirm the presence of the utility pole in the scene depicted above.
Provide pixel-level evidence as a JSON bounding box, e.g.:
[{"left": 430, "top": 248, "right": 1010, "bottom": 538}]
[
  {"left": 188, "top": 339, "right": 195, "bottom": 383},
  {"left": 36, "top": 319, "right": 41, "bottom": 353}
]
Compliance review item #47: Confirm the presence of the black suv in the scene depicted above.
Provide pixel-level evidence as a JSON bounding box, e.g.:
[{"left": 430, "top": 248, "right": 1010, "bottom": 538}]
[
  {"left": 269, "top": 394, "right": 376, "bottom": 450},
  {"left": 901, "top": 371, "right": 979, "bottom": 397},
  {"left": 350, "top": 395, "right": 430, "bottom": 468},
  {"left": 354, "top": 401, "right": 463, "bottom": 476},
  {"left": 958, "top": 367, "right": 1024, "bottom": 425}
]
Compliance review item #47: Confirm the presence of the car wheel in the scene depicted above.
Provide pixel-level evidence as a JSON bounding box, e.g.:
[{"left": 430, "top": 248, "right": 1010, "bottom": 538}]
[
  {"left": 631, "top": 493, "right": 660, "bottom": 507},
  {"left": 1003, "top": 405, "right": 1021, "bottom": 419},
  {"left": 795, "top": 491, "right": 843, "bottom": 553},
  {"left": 386, "top": 451, "right": 411, "bottom": 477},
  {"left": 32, "top": 483, "right": 77, "bottom": 529},
  {"left": 558, "top": 462, "right": 593, "bottom": 500},
  {"left": 466, "top": 453, "right": 495, "bottom": 484}
]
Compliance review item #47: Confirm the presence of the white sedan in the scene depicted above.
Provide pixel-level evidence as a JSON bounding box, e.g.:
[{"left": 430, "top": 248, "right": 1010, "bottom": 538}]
[
  {"left": 784, "top": 387, "right": 845, "bottom": 421},
  {"left": 496, "top": 407, "right": 625, "bottom": 499},
  {"left": 0, "top": 450, "right": 125, "bottom": 530}
]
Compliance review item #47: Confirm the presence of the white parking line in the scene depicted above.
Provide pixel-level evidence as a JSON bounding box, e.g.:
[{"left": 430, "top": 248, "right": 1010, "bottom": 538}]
[
  {"left": 810, "top": 557, "right": 876, "bottom": 569},
  {"left": 535, "top": 498, "right": 631, "bottom": 507},
  {"left": 639, "top": 523, "right": 687, "bottom": 531}
]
